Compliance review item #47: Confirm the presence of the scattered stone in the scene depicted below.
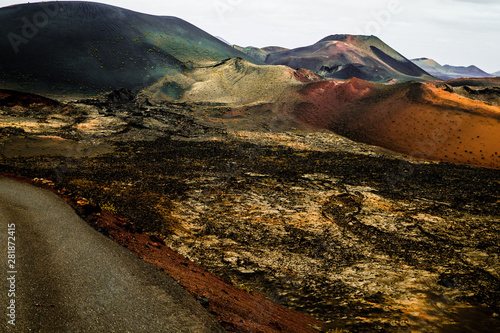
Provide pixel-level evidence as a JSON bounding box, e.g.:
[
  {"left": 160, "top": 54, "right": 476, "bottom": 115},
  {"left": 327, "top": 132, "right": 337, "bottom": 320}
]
[{"left": 197, "top": 296, "right": 210, "bottom": 309}]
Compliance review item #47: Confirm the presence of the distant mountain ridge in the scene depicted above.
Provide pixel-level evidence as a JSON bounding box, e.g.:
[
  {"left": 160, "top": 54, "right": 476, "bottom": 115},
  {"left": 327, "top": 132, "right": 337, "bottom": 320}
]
[{"left": 412, "top": 58, "right": 493, "bottom": 80}]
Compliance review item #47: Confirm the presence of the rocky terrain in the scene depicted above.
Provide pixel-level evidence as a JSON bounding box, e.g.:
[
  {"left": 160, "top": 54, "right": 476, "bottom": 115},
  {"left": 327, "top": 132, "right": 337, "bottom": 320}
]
[
  {"left": 438, "top": 78, "right": 500, "bottom": 107},
  {"left": 1, "top": 89, "right": 499, "bottom": 332}
]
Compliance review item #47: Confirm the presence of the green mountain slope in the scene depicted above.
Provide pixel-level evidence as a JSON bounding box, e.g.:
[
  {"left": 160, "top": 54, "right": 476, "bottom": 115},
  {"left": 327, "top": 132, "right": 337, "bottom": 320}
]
[{"left": 0, "top": 1, "right": 262, "bottom": 96}]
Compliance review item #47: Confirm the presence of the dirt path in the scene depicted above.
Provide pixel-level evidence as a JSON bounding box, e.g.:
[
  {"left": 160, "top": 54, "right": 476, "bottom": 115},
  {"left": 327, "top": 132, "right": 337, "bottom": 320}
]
[{"left": 0, "top": 176, "right": 225, "bottom": 332}]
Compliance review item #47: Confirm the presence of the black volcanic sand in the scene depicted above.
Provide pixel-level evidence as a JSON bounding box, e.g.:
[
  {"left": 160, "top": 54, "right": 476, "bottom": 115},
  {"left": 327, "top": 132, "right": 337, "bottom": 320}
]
[{"left": 1, "top": 97, "right": 499, "bottom": 332}]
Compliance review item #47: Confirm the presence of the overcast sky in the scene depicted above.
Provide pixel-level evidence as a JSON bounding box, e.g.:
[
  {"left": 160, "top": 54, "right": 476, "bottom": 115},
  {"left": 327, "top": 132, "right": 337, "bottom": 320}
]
[{"left": 1, "top": 0, "right": 499, "bottom": 73}]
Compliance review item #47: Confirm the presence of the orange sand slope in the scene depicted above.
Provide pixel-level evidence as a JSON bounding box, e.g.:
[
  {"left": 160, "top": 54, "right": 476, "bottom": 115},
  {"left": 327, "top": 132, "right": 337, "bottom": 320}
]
[{"left": 293, "top": 79, "right": 500, "bottom": 169}]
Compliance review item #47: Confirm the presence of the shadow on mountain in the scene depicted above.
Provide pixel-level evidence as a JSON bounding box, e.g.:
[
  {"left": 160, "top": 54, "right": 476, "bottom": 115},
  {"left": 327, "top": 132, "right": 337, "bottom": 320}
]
[{"left": 0, "top": 1, "right": 261, "bottom": 97}]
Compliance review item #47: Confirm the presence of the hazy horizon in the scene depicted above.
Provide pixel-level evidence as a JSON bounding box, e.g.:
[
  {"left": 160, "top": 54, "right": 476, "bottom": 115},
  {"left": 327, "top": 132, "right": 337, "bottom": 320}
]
[{"left": 0, "top": 0, "right": 499, "bottom": 73}]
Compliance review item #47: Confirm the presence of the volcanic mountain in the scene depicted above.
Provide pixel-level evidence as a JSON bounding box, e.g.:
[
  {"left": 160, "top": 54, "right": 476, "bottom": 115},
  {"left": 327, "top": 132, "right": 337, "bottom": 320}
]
[
  {"left": 237, "top": 35, "right": 434, "bottom": 83},
  {"left": 0, "top": 1, "right": 261, "bottom": 96},
  {"left": 143, "top": 57, "right": 322, "bottom": 107},
  {"left": 412, "top": 58, "right": 493, "bottom": 80}
]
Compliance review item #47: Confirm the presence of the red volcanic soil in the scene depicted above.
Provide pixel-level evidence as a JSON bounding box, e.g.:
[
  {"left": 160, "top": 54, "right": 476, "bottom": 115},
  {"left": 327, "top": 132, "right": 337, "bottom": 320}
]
[
  {"left": 0, "top": 173, "right": 322, "bottom": 333},
  {"left": 291, "top": 78, "right": 380, "bottom": 127},
  {"left": 291, "top": 79, "right": 500, "bottom": 169},
  {"left": 293, "top": 68, "right": 324, "bottom": 83}
]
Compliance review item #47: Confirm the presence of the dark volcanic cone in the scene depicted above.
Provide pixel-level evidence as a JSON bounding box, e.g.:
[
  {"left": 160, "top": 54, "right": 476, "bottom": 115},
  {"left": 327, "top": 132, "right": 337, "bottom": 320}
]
[{"left": 0, "top": 1, "right": 261, "bottom": 96}]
